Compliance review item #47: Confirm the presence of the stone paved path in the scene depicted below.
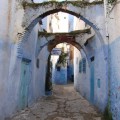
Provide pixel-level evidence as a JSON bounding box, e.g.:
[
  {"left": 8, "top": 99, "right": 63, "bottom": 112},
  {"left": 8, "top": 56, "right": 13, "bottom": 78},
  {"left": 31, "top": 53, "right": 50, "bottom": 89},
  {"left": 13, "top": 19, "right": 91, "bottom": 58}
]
[{"left": 10, "top": 84, "right": 103, "bottom": 120}]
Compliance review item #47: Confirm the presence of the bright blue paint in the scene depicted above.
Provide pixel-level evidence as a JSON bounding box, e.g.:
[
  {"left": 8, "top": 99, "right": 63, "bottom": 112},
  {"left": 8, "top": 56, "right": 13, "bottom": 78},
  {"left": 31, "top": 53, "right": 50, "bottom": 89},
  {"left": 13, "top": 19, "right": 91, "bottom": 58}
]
[
  {"left": 19, "top": 60, "right": 30, "bottom": 109},
  {"left": 55, "top": 68, "right": 67, "bottom": 85},
  {"left": 90, "top": 62, "right": 94, "bottom": 103},
  {"left": 67, "top": 66, "right": 70, "bottom": 80},
  {"left": 67, "top": 65, "right": 73, "bottom": 81}
]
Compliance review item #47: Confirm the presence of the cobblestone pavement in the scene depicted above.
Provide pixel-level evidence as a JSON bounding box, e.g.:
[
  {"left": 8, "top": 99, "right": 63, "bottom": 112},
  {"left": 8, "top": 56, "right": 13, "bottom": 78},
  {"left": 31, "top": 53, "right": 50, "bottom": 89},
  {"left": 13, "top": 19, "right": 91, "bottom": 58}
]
[{"left": 10, "top": 84, "right": 103, "bottom": 120}]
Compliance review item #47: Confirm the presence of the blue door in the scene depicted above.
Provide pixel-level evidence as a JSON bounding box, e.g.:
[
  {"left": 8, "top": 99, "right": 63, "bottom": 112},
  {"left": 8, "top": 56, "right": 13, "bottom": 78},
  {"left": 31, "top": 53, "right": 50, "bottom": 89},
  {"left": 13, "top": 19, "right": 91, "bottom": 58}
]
[
  {"left": 19, "top": 59, "right": 30, "bottom": 109},
  {"left": 90, "top": 62, "right": 94, "bottom": 103}
]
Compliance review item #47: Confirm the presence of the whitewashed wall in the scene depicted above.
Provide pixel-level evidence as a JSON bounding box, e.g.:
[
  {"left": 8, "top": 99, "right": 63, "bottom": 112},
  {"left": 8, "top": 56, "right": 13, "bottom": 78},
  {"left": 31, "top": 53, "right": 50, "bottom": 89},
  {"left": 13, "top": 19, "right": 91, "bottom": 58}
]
[
  {"left": 0, "top": 0, "right": 17, "bottom": 119},
  {"left": 73, "top": 3, "right": 108, "bottom": 111},
  {"left": 35, "top": 37, "right": 49, "bottom": 99},
  {"left": 0, "top": 0, "right": 43, "bottom": 117},
  {"left": 104, "top": 1, "right": 120, "bottom": 119},
  {"left": 74, "top": 48, "right": 90, "bottom": 100},
  {"left": 51, "top": 55, "right": 59, "bottom": 83}
]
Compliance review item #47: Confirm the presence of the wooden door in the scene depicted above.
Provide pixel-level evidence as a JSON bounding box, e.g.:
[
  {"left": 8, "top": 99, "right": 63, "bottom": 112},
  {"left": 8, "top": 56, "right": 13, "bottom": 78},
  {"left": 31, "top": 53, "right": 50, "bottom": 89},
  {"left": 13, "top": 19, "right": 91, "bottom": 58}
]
[{"left": 19, "top": 59, "right": 30, "bottom": 109}]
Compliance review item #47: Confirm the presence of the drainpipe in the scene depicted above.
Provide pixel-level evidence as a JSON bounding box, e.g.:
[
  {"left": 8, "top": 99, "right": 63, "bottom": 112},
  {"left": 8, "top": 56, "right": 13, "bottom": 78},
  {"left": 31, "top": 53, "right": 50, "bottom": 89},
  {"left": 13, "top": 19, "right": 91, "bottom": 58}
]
[{"left": 104, "top": 0, "right": 111, "bottom": 111}]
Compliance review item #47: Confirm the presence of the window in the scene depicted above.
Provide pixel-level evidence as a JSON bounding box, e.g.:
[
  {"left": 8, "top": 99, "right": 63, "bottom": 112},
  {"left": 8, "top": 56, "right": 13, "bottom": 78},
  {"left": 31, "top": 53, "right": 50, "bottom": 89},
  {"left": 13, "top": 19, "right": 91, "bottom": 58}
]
[
  {"left": 36, "top": 59, "right": 39, "bottom": 68},
  {"left": 57, "top": 66, "right": 61, "bottom": 71},
  {"left": 79, "top": 58, "right": 86, "bottom": 73},
  {"left": 90, "top": 56, "right": 94, "bottom": 62},
  {"left": 97, "top": 79, "right": 101, "bottom": 88},
  {"left": 83, "top": 58, "right": 86, "bottom": 73},
  {"left": 79, "top": 60, "right": 82, "bottom": 73}
]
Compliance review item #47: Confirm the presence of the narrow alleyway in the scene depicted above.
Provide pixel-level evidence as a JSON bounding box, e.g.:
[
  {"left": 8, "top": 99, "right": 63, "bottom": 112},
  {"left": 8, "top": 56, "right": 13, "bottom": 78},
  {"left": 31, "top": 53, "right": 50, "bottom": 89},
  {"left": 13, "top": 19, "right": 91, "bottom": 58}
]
[{"left": 10, "top": 84, "right": 103, "bottom": 120}]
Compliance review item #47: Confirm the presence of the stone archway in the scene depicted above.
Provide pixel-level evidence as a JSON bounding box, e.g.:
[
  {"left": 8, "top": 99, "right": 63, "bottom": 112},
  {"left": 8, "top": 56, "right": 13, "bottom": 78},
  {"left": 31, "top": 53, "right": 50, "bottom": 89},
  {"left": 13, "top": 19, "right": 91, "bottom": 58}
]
[
  {"left": 16, "top": 0, "right": 106, "bottom": 59},
  {"left": 21, "top": 1, "right": 104, "bottom": 40},
  {"left": 36, "top": 28, "right": 95, "bottom": 66},
  {"left": 45, "top": 38, "right": 87, "bottom": 91},
  {"left": 13, "top": 0, "right": 108, "bottom": 113},
  {"left": 22, "top": 1, "right": 103, "bottom": 29}
]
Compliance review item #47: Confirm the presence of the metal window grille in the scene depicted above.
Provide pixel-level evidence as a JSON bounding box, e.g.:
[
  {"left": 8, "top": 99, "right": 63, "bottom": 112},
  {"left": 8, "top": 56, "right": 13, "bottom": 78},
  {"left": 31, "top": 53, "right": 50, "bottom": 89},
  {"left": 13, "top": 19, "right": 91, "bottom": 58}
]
[
  {"left": 83, "top": 58, "right": 86, "bottom": 73},
  {"left": 79, "top": 60, "right": 82, "bottom": 73}
]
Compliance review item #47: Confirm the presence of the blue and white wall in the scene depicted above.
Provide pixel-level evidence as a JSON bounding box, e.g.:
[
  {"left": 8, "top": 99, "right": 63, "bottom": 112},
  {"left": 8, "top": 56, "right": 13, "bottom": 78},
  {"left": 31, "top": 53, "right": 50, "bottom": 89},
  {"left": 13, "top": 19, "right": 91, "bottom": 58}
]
[
  {"left": 74, "top": 35, "right": 108, "bottom": 112},
  {"left": 73, "top": 3, "right": 108, "bottom": 112},
  {"left": 35, "top": 37, "right": 49, "bottom": 99},
  {"left": 0, "top": 0, "right": 49, "bottom": 118},
  {"left": 74, "top": 48, "right": 90, "bottom": 100},
  {"left": 51, "top": 44, "right": 68, "bottom": 85},
  {"left": 51, "top": 55, "right": 59, "bottom": 83},
  {"left": 0, "top": 0, "right": 19, "bottom": 119},
  {"left": 104, "top": 1, "right": 120, "bottom": 119}
]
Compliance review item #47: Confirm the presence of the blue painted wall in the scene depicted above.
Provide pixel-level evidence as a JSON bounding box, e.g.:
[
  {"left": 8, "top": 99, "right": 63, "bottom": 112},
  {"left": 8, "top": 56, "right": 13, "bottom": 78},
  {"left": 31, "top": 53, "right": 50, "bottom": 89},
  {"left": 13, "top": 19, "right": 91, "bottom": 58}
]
[
  {"left": 67, "top": 65, "right": 74, "bottom": 82},
  {"left": 109, "top": 37, "right": 120, "bottom": 120},
  {"left": 74, "top": 36, "right": 108, "bottom": 112},
  {"left": 54, "top": 67, "right": 67, "bottom": 85}
]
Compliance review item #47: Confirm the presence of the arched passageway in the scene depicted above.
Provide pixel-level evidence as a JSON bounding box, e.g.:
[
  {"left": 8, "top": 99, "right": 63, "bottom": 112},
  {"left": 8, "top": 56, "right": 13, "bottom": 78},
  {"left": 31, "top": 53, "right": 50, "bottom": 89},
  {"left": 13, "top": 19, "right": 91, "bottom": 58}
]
[
  {"left": 45, "top": 42, "right": 84, "bottom": 93},
  {"left": 13, "top": 0, "right": 108, "bottom": 118},
  {"left": 36, "top": 34, "right": 90, "bottom": 96},
  {"left": 36, "top": 28, "right": 95, "bottom": 64},
  {"left": 1, "top": 0, "right": 120, "bottom": 119}
]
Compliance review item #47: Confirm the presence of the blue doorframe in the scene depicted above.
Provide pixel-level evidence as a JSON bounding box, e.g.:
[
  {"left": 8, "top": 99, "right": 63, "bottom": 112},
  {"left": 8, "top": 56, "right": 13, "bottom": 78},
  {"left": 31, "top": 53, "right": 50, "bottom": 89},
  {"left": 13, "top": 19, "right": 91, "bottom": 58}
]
[
  {"left": 19, "top": 58, "right": 31, "bottom": 109},
  {"left": 90, "top": 62, "right": 94, "bottom": 103}
]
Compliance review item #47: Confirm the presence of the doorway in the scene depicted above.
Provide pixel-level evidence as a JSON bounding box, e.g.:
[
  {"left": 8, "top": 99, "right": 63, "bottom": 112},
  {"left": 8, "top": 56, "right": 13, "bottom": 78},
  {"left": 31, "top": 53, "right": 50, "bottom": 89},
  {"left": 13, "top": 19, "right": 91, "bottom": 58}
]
[
  {"left": 19, "top": 58, "right": 31, "bottom": 109},
  {"left": 90, "top": 61, "right": 94, "bottom": 104}
]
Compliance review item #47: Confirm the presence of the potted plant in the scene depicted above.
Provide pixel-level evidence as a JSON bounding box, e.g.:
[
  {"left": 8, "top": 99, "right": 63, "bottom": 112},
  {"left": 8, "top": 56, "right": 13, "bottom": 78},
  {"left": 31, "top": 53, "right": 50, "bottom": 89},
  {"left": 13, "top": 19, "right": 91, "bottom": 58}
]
[{"left": 56, "top": 51, "right": 68, "bottom": 71}]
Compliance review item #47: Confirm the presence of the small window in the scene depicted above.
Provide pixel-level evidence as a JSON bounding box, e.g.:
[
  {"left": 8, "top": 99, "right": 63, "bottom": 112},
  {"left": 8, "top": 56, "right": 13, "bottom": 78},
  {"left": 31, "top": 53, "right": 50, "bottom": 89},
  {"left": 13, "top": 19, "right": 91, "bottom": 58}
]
[
  {"left": 90, "top": 56, "right": 94, "bottom": 62},
  {"left": 57, "top": 66, "right": 61, "bottom": 71},
  {"left": 97, "top": 79, "right": 100, "bottom": 88},
  {"left": 36, "top": 59, "right": 39, "bottom": 68},
  {"left": 83, "top": 58, "right": 86, "bottom": 73},
  {"left": 79, "top": 60, "right": 82, "bottom": 73}
]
